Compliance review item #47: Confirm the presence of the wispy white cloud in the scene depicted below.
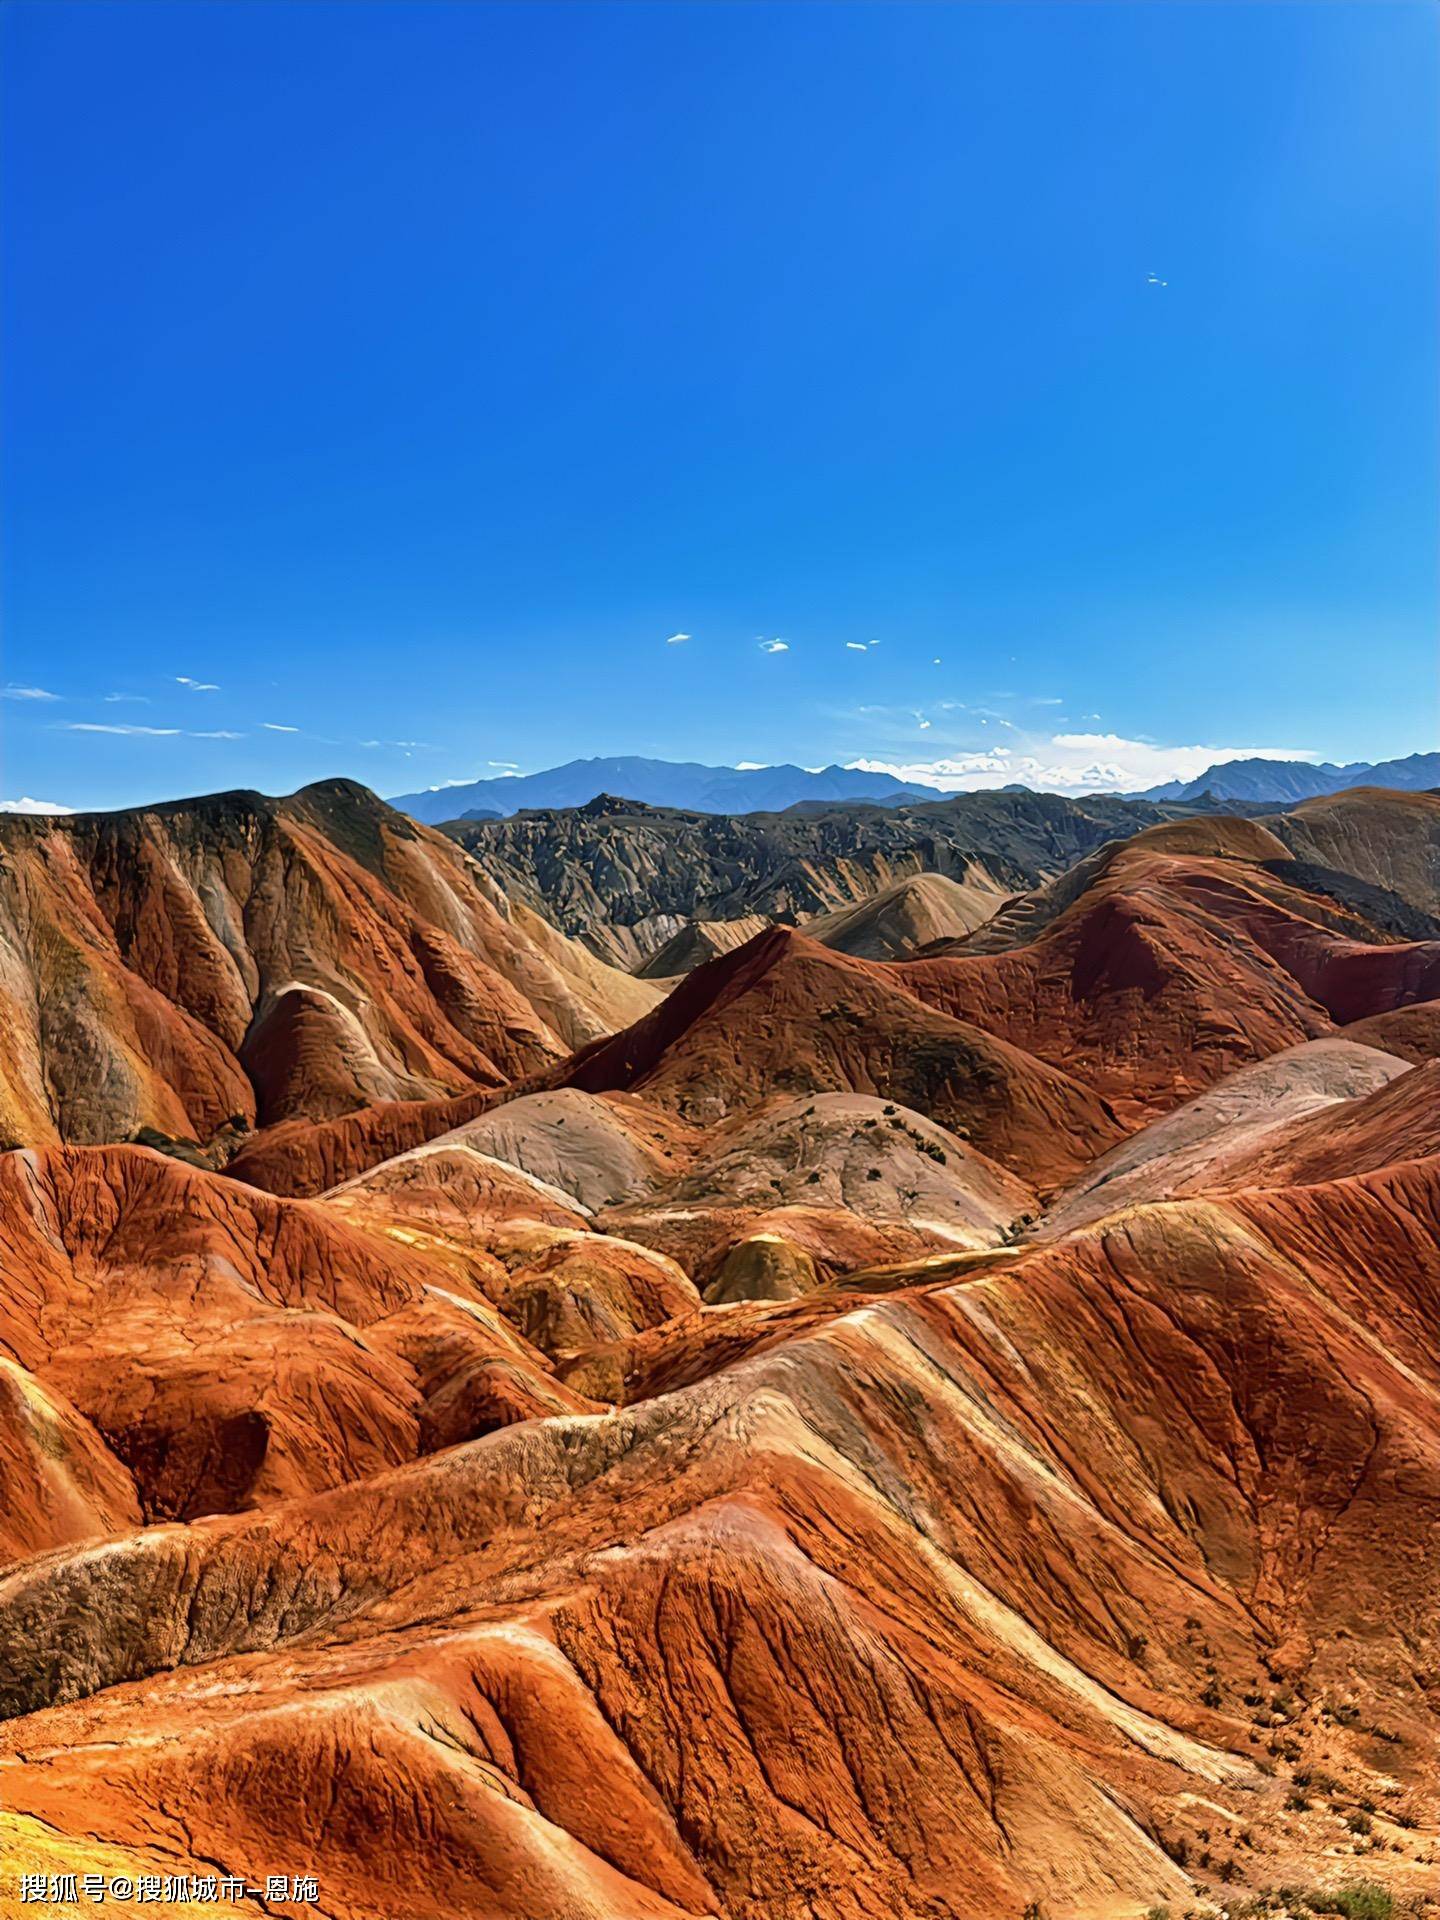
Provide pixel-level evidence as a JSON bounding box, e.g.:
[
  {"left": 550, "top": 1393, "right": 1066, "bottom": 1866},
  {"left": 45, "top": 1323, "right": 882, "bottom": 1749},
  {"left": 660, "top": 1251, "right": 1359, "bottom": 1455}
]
[
  {"left": 758, "top": 639, "right": 789, "bottom": 654},
  {"left": 665, "top": 632, "right": 690, "bottom": 645},
  {"left": 848, "top": 733, "right": 1318, "bottom": 797},
  {"left": 845, "top": 642, "right": 868, "bottom": 652},
  {"left": 175, "top": 676, "right": 219, "bottom": 692},
  {"left": 1146, "top": 271, "right": 1168, "bottom": 288},
  {"left": 488, "top": 760, "right": 519, "bottom": 769},
  {"left": 262, "top": 722, "right": 299, "bottom": 733},
  {"left": 105, "top": 693, "right": 149, "bottom": 704},
  {"left": 62, "top": 722, "right": 243, "bottom": 740},
  {"left": 2, "top": 685, "right": 60, "bottom": 701},
  {"left": 0, "top": 795, "right": 73, "bottom": 814}
]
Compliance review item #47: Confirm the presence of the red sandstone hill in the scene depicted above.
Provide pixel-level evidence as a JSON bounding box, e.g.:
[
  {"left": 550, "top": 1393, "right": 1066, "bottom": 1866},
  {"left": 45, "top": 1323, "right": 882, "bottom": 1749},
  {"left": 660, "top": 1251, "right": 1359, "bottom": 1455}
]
[
  {"left": 0, "top": 1145, "right": 600, "bottom": 1544},
  {"left": 222, "top": 807, "right": 1440, "bottom": 1201},
  {"left": 0, "top": 1147, "right": 1436, "bottom": 1914},
  {"left": 2, "top": 790, "right": 1440, "bottom": 1916},
  {"left": 893, "top": 826, "right": 1440, "bottom": 1122},
  {"left": 0, "top": 780, "right": 656, "bottom": 1154},
  {"left": 1345, "top": 995, "right": 1440, "bottom": 1063},
  {"left": 551, "top": 923, "right": 1126, "bottom": 1188},
  {"left": 223, "top": 923, "right": 1128, "bottom": 1198}
]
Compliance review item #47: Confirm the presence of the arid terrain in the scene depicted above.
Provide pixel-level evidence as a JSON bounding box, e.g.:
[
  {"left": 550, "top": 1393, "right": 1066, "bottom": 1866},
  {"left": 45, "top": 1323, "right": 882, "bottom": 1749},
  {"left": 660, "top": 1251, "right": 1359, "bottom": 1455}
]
[{"left": 1, "top": 779, "right": 1438, "bottom": 1920}]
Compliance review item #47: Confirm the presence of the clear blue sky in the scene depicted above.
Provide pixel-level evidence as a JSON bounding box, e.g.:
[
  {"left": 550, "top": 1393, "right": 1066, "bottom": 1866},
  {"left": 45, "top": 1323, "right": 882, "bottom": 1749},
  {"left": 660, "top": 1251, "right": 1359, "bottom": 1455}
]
[{"left": 2, "top": 1, "right": 1435, "bottom": 810}]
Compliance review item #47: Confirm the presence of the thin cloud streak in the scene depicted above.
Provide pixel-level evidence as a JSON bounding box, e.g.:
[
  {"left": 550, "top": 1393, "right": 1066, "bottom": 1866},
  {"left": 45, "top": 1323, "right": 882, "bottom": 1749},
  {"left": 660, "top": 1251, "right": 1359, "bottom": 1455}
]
[{"left": 62, "top": 722, "right": 244, "bottom": 739}]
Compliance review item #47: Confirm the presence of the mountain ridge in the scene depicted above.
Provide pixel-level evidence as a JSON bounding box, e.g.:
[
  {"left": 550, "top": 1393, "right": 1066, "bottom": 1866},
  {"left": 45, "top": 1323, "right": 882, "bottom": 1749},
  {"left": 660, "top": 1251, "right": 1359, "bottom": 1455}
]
[
  {"left": 1138, "top": 748, "right": 1439, "bottom": 804},
  {"left": 391, "top": 756, "right": 940, "bottom": 822},
  {"left": 388, "top": 748, "right": 1439, "bottom": 821}
]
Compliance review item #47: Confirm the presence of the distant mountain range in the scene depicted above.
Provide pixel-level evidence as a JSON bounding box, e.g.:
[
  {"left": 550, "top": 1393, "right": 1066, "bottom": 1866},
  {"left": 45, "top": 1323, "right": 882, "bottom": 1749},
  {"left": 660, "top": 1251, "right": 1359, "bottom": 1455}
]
[
  {"left": 392, "top": 749, "right": 1439, "bottom": 823},
  {"left": 445, "top": 789, "right": 1182, "bottom": 968},
  {"left": 391, "top": 757, "right": 941, "bottom": 822},
  {"left": 1138, "top": 751, "right": 1439, "bottom": 805}
]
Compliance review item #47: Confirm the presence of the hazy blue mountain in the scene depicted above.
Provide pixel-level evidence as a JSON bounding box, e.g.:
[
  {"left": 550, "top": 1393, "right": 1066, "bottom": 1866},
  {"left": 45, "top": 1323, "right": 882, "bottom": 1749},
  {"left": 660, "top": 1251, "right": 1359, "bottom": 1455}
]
[
  {"left": 1138, "top": 751, "right": 1439, "bottom": 805},
  {"left": 390, "top": 757, "right": 939, "bottom": 821}
]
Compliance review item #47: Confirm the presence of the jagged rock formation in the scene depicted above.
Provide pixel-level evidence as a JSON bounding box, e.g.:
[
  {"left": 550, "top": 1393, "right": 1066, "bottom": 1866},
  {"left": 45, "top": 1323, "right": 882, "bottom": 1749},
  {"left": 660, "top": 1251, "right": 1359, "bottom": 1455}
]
[{"left": 447, "top": 788, "right": 1182, "bottom": 966}]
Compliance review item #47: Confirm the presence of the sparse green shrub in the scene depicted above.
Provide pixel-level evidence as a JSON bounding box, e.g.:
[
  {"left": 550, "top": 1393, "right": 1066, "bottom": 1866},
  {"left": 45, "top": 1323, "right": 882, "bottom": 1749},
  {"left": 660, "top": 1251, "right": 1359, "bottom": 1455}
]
[{"left": 1307, "top": 1884, "right": 1394, "bottom": 1920}]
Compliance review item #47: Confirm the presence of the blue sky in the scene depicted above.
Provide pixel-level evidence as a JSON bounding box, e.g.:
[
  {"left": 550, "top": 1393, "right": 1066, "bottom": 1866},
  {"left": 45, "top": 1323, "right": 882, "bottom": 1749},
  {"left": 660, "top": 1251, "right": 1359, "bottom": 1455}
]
[{"left": 2, "top": 1, "right": 1435, "bottom": 811}]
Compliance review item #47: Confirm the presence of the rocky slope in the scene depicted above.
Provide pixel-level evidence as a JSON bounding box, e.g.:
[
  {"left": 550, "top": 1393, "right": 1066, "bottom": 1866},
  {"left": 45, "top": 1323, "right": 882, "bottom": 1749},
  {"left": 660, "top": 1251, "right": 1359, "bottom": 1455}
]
[
  {"left": 446, "top": 788, "right": 1182, "bottom": 966},
  {"left": 0, "top": 1147, "right": 1437, "bottom": 1916},
  {"left": 1264, "top": 785, "right": 1440, "bottom": 918},
  {"left": 0, "top": 780, "right": 656, "bottom": 1154},
  {"left": 1, "top": 785, "right": 1439, "bottom": 1918},
  {"left": 897, "top": 814, "right": 1440, "bottom": 1122}
]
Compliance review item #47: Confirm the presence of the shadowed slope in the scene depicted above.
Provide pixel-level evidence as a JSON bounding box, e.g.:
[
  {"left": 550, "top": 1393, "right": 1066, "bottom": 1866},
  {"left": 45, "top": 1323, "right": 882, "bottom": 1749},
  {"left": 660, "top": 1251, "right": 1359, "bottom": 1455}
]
[
  {"left": 0, "top": 1146, "right": 592, "bottom": 1531},
  {"left": 0, "top": 780, "right": 657, "bottom": 1152},
  {"left": 552, "top": 926, "right": 1124, "bottom": 1188},
  {"left": 896, "top": 832, "right": 1440, "bottom": 1122},
  {"left": 1268, "top": 786, "right": 1440, "bottom": 917}
]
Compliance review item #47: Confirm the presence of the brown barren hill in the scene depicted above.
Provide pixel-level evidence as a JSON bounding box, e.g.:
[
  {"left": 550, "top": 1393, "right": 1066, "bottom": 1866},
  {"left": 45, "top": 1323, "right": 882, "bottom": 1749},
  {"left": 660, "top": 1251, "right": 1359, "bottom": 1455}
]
[
  {"left": 895, "top": 829, "right": 1440, "bottom": 1121},
  {"left": 1345, "top": 994, "right": 1440, "bottom": 1062},
  {"left": 1, "top": 781, "right": 1439, "bottom": 1916},
  {"left": 1269, "top": 784, "right": 1440, "bottom": 916},
  {"left": 0, "top": 779, "right": 657, "bottom": 1154},
  {"left": 0, "top": 1145, "right": 591, "bottom": 1530},
  {"left": 553, "top": 924, "right": 1124, "bottom": 1187},
  {"left": 0, "top": 1157, "right": 1436, "bottom": 1913}
]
